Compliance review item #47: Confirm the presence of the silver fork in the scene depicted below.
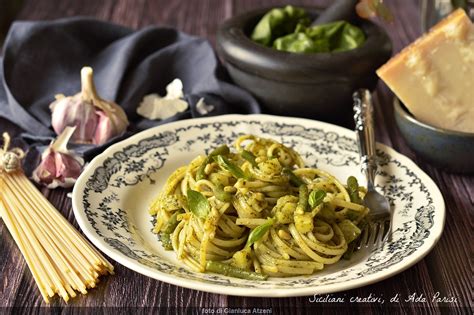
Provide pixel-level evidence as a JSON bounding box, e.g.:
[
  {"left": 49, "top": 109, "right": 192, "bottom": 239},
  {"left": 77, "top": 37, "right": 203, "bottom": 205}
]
[{"left": 353, "top": 89, "right": 392, "bottom": 250}]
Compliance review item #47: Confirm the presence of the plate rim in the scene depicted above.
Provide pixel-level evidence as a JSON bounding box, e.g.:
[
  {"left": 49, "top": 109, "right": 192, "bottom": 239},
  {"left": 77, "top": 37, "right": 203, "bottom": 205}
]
[{"left": 72, "top": 114, "right": 446, "bottom": 297}]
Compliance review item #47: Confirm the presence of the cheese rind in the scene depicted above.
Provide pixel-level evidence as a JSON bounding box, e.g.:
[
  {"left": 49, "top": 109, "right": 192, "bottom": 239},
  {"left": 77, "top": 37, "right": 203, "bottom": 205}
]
[{"left": 377, "top": 9, "right": 474, "bottom": 133}]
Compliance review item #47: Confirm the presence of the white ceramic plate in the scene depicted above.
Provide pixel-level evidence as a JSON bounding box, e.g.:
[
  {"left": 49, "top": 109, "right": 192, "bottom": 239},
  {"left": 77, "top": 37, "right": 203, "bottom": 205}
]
[{"left": 72, "top": 114, "right": 445, "bottom": 297}]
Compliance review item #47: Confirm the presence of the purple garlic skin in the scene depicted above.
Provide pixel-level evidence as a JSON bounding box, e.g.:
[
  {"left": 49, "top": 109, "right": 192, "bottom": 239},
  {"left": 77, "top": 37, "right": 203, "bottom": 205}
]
[
  {"left": 49, "top": 66, "right": 129, "bottom": 145},
  {"left": 33, "top": 150, "right": 57, "bottom": 184},
  {"left": 32, "top": 126, "right": 84, "bottom": 189},
  {"left": 93, "top": 110, "right": 114, "bottom": 145},
  {"left": 54, "top": 151, "right": 83, "bottom": 181},
  {"left": 50, "top": 94, "right": 98, "bottom": 143},
  {"left": 32, "top": 150, "right": 83, "bottom": 188}
]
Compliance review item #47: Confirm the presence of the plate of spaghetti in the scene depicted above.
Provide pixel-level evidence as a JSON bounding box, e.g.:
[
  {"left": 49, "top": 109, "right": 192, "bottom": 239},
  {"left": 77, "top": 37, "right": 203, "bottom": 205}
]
[{"left": 72, "top": 114, "right": 445, "bottom": 297}]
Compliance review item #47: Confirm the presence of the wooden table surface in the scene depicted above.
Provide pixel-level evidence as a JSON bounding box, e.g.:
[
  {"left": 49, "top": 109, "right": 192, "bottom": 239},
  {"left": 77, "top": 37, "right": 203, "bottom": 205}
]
[{"left": 1, "top": 0, "right": 472, "bottom": 313}]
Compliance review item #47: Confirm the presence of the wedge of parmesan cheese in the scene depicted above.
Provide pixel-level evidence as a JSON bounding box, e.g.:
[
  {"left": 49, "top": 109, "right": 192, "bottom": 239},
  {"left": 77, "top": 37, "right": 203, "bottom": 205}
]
[{"left": 377, "top": 9, "right": 474, "bottom": 133}]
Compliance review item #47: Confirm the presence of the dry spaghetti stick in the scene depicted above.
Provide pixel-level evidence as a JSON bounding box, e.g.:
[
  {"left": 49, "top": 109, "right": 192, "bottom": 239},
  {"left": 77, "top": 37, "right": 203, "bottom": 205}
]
[
  {"left": 63, "top": 283, "right": 77, "bottom": 299},
  {"left": 49, "top": 260, "right": 77, "bottom": 299},
  {"left": 15, "top": 174, "right": 114, "bottom": 273},
  {"left": 8, "top": 176, "right": 95, "bottom": 291},
  {"left": 1, "top": 194, "right": 56, "bottom": 299},
  {"left": 15, "top": 174, "right": 114, "bottom": 286},
  {"left": 4, "top": 179, "right": 82, "bottom": 283},
  {"left": 4, "top": 177, "right": 90, "bottom": 293},
  {"left": 0, "top": 199, "right": 51, "bottom": 302},
  {"left": 0, "top": 133, "right": 113, "bottom": 303},
  {"left": 15, "top": 174, "right": 113, "bottom": 271},
  {"left": 3, "top": 189, "right": 70, "bottom": 301},
  {"left": 0, "top": 180, "right": 56, "bottom": 297},
  {"left": 28, "top": 216, "right": 88, "bottom": 294},
  {"left": 2, "top": 189, "right": 70, "bottom": 301}
]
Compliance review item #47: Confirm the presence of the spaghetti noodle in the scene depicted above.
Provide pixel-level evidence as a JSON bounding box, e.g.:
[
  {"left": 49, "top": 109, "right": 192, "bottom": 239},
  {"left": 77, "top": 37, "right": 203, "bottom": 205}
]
[
  {"left": 150, "top": 135, "right": 368, "bottom": 279},
  {"left": 0, "top": 133, "right": 113, "bottom": 302}
]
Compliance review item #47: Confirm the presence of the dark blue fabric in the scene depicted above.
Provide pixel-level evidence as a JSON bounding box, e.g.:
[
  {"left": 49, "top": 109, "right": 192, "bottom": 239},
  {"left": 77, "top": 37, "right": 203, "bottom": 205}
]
[{"left": 0, "top": 17, "right": 260, "bottom": 163}]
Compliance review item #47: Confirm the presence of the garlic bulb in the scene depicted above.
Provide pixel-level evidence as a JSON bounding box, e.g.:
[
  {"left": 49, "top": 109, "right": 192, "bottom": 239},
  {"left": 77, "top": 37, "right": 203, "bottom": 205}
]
[
  {"left": 50, "top": 67, "right": 129, "bottom": 145},
  {"left": 32, "top": 127, "right": 84, "bottom": 189}
]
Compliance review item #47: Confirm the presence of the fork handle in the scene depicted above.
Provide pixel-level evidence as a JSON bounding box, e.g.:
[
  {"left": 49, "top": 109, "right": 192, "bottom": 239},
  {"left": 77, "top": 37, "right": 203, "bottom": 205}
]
[{"left": 353, "top": 89, "right": 377, "bottom": 190}]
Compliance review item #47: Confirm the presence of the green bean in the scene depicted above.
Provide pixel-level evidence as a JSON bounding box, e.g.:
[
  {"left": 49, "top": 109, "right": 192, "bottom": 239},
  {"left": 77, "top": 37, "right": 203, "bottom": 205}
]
[
  {"left": 196, "top": 145, "right": 230, "bottom": 180},
  {"left": 343, "top": 240, "right": 356, "bottom": 260},
  {"left": 343, "top": 219, "right": 368, "bottom": 259},
  {"left": 160, "top": 210, "right": 183, "bottom": 250},
  {"left": 347, "top": 176, "right": 362, "bottom": 204},
  {"left": 241, "top": 150, "right": 258, "bottom": 167},
  {"left": 338, "top": 219, "right": 361, "bottom": 243},
  {"left": 297, "top": 184, "right": 309, "bottom": 212},
  {"left": 214, "top": 155, "right": 248, "bottom": 179},
  {"left": 308, "top": 190, "right": 326, "bottom": 208},
  {"left": 213, "top": 184, "right": 232, "bottom": 202},
  {"left": 283, "top": 167, "right": 305, "bottom": 187},
  {"left": 317, "top": 204, "right": 336, "bottom": 221},
  {"left": 342, "top": 225, "right": 365, "bottom": 260},
  {"left": 344, "top": 209, "right": 360, "bottom": 221},
  {"left": 206, "top": 261, "right": 268, "bottom": 280}
]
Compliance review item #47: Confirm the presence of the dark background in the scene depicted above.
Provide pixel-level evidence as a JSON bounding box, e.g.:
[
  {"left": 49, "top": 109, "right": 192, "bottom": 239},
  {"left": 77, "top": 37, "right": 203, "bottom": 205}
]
[{"left": 0, "top": 0, "right": 472, "bottom": 313}]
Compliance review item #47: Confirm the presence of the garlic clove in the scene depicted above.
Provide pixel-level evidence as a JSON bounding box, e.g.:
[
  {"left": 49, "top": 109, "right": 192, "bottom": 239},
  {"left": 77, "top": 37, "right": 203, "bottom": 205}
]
[
  {"left": 80, "top": 67, "right": 129, "bottom": 139},
  {"left": 32, "top": 126, "right": 85, "bottom": 189},
  {"left": 33, "top": 151, "right": 83, "bottom": 189},
  {"left": 195, "top": 98, "right": 215, "bottom": 115},
  {"left": 50, "top": 94, "right": 98, "bottom": 143},
  {"left": 54, "top": 151, "right": 83, "bottom": 182},
  {"left": 33, "top": 150, "right": 57, "bottom": 184},
  {"left": 96, "top": 98, "right": 129, "bottom": 138},
  {"left": 93, "top": 110, "right": 115, "bottom": 145},
  {"left": 50, "top": 125, "right": 78, "bottom": 153}
]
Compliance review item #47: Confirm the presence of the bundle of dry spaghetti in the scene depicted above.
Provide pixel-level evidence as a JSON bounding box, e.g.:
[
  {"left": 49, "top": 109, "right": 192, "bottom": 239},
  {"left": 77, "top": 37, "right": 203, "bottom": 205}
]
[{"left": 0, "top": 133, "right": 113, "bottom": 303}]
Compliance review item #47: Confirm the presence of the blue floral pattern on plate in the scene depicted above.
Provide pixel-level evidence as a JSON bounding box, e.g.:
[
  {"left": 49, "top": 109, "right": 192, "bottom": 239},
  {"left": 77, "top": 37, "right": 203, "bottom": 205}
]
[{"left": 72, "top": 115, "right": 445, "bottom": 296}]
